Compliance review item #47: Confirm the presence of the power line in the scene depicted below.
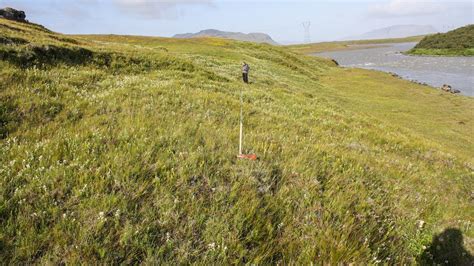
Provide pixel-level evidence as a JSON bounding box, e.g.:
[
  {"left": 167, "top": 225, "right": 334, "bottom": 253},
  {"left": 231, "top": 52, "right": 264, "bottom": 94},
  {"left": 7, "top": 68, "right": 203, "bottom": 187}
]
[{"left": 302, "top": 21, "right": 311, "bottom": 44}]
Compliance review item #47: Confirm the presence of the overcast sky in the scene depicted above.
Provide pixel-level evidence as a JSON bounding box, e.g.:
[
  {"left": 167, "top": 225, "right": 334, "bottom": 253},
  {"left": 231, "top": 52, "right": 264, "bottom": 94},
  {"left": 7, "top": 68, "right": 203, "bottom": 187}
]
[{"left": 1, "top": 0, "right": 472, "bottom": 43}]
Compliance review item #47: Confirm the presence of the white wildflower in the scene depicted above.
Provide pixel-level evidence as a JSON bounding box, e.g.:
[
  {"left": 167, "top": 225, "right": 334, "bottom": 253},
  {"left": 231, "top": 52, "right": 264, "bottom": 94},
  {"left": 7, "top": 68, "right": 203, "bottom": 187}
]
[
  {"left": 417, "top": 220, "right": 425, "bottom": 229},
  {"left": 98, "top": 211, "right": 106, "bottom": 222},
  {"left": 208, "top": 242, "right": 216, "bottom": 251}
]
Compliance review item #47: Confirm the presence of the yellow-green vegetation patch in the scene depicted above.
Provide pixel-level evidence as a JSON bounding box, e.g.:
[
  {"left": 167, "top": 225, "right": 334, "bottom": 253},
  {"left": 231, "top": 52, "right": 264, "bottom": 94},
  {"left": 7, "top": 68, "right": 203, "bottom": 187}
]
[
  {"left": 408, "top": 48, "right": 474, "bottom": 57},
  {"left": 1, "top": 18, "right": 473, "bottom": 264}
]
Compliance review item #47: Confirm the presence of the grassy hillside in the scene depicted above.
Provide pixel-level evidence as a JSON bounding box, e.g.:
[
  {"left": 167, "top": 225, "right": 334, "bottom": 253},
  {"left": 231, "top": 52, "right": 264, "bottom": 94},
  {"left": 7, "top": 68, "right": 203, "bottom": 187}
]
[
  {"left": 408, "top": 25, "right": 474, "bottom": 56},
  {"left": 288, "top": 35, "right": 425, "bottom": 54},
  {"left": 1, "top": 18, "right": 473, "bottom": 264}
]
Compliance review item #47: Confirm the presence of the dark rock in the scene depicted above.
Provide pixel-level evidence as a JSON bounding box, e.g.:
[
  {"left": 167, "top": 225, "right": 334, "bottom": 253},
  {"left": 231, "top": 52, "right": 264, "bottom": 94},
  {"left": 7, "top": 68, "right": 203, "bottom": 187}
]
[
  {"left": 331, "top": 59, "right": 339, "bottom": 66},
  {"left": 441, "top": 84, "right": 460, "bottom": 94},
  {"left": 389, "top": 72, "right": 401, "bottom": 79},
  {"left": 441, "top": 84, "right": 452, "bottom": 92},
  {"left": 0, "top": 7, "right": 27, "bottom": 23}
]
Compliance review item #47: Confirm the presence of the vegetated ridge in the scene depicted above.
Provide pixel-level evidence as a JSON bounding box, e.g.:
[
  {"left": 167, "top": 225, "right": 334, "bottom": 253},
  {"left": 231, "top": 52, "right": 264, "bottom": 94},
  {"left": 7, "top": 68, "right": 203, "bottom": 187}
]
[
  {"left": 287, "top": 35, "right": 426, "bottom": 54},
  {"left": 0, "top": 17, "right": 473, "bottom": 264},
  {"left": 408, "top": 24, "right": 474, "bottom": 56},
  {"left": 173, "top": 29, "right": 278, "bottom": 45}
]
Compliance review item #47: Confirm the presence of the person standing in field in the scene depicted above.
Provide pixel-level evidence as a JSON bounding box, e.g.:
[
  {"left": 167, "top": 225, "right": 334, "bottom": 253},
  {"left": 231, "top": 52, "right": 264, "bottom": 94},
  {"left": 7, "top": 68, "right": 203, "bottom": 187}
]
[{"left": 242, "top": 62, "right": 250, "bottom": 84}]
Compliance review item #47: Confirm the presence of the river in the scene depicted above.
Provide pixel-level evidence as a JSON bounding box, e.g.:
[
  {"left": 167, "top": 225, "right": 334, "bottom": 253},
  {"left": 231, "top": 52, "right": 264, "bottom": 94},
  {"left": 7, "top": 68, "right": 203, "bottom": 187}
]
[{"left": 315, "top": 42, "right": 474, "bottom": 96}]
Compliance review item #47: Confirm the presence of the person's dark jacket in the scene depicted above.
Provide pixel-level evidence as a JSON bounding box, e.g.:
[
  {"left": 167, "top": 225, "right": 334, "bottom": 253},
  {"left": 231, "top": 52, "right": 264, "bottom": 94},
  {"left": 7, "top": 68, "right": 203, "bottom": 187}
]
[{"left": 242, "top": 64, "right": 250, "bottom": 74}]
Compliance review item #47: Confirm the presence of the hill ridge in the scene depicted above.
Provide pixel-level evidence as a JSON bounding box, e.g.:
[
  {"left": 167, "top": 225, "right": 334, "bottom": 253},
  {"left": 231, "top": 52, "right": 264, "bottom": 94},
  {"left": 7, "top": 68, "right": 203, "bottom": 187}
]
[
  {"left": 173, "top": 28, "right": 278, "bottom": 45},
  {"left": 345, "top": 24, "right": 438, "bottom": 40}
]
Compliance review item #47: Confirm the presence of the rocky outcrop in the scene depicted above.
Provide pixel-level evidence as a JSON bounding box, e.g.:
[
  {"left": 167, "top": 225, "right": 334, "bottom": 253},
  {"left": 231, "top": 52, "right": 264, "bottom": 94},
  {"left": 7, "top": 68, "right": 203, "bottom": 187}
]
[
  {"left": 0, "top": 7, "right": 27, "bottom": 23},
  {"left": 441, "top": 84, "right": 460, "bottom": 94}
]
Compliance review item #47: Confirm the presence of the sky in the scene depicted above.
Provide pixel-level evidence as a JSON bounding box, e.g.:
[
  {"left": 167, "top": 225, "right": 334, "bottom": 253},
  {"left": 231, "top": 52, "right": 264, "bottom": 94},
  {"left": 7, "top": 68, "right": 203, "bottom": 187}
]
[{"left": 1, "top": 0, "right": 472, "bottom": 44}]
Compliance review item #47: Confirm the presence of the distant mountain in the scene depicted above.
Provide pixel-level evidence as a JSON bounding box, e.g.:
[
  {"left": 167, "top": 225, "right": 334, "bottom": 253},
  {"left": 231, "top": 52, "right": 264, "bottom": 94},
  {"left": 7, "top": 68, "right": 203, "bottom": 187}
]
[
  {"left": 173, "top": 29, "right": 278, "bottom": 45},
  {"left": 345, "top": 25, "right": 438, "bottom": 41}
]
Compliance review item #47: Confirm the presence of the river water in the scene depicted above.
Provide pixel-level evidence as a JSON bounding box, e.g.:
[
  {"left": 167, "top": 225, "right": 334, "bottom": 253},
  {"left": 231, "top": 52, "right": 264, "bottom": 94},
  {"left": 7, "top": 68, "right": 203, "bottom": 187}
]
[{"left": 315, "top": 42, "right": 474, "bottom": 96}]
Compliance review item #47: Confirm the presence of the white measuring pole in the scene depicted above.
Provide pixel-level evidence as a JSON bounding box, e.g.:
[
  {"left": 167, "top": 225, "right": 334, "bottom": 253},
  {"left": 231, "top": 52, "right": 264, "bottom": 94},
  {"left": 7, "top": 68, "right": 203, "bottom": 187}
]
[{"left": 239, "top": 87, "right": 243, "bottom": 155}]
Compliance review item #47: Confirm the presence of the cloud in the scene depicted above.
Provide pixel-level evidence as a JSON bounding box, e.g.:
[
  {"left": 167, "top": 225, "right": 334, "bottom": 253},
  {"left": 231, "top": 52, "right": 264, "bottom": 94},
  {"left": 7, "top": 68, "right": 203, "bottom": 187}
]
[
  {"left": 0, "top": 0, "right": 95, "bottom": 18},
  {"left": 369, "top": 0, "right": 445, "bottom": 17},
  {"left": 113, "top": 0, "right": 214, "bottom": 19},
  {"left": 0, "top": 0, "right": 214, "bottom": 20}
]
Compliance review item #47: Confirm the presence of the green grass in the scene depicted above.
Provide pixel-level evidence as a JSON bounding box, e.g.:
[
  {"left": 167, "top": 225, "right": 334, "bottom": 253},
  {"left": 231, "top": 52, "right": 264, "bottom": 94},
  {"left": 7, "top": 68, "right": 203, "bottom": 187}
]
[
  {"left": 407, "top": 48, "right": 474, "bottom": 56},
  {"left": 288, "top": 35, "right": 426, "bottom": 54},
  {"left": 408, "top": 25, "right": 474, "bottom": 56},
  {"left": 1, "top": 18, "right": 473, "bottom": 264}
]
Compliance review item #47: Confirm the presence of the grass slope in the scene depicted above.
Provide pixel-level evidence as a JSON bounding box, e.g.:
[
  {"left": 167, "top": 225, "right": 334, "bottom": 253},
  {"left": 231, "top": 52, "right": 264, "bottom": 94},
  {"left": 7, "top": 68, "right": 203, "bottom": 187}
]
[
  {"left": 1, "top": 18, "right": 473, "bottom": 264},
  {"left": 288, "top": 35, "right": 425, "bottom": 54},
  {"left": 408, "top": 25, "right": 474, "bottom": 56}
]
